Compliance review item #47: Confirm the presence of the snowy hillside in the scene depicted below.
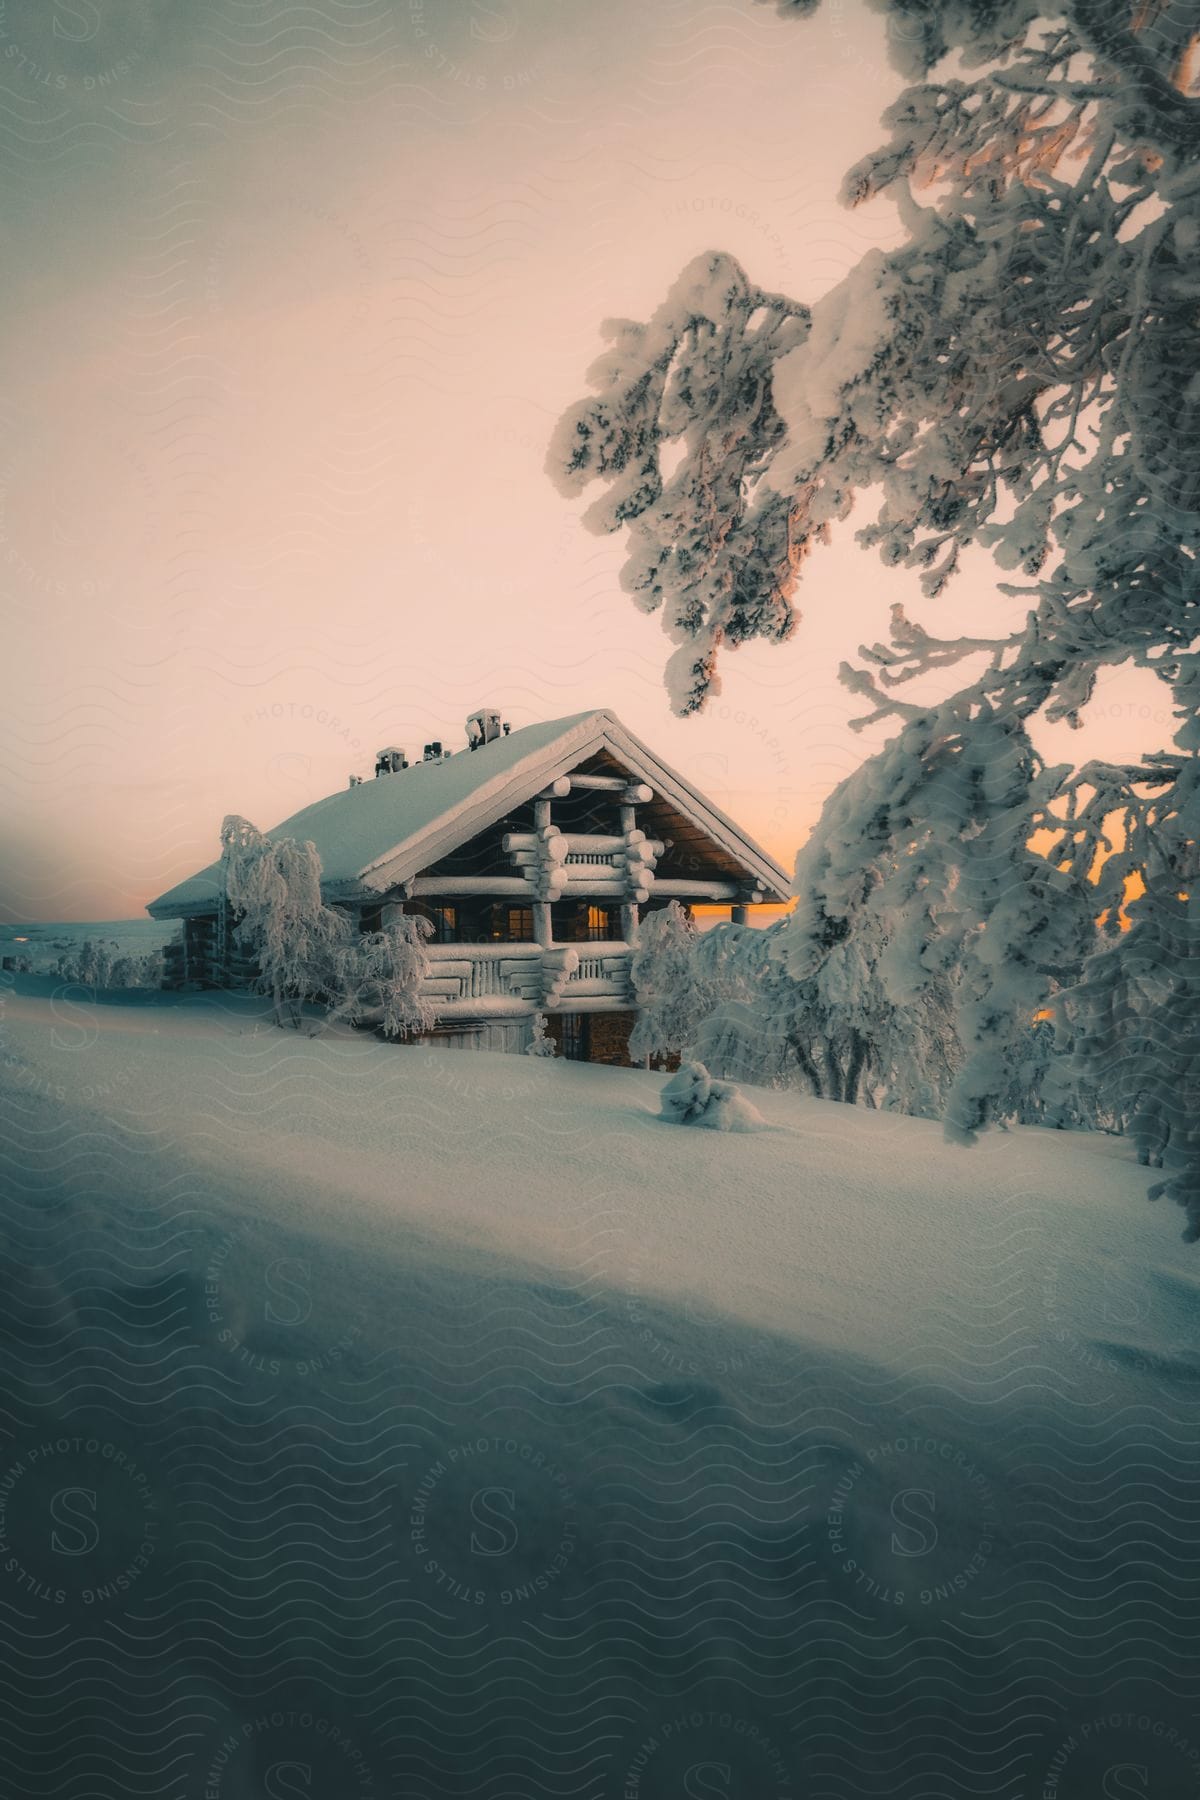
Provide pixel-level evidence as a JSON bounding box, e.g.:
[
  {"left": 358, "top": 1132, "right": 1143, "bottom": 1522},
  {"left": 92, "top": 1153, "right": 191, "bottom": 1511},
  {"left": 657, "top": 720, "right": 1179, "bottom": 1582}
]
[{"left": 2, "top": 979, "right": 1198, "bottom": 1799}]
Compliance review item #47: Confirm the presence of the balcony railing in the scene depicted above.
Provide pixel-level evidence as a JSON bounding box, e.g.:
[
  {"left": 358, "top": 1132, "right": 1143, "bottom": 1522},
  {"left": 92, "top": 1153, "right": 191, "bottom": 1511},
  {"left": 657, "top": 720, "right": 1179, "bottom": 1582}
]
[
  {"left": 561, "top": 940, "right": 633, "bottom": 1006},
  {"left": 421, "top": 941, "right": 633, "bottom": 1015},
  {"left": 421, "top": 942, "right": 541, "bottom": 1012}
]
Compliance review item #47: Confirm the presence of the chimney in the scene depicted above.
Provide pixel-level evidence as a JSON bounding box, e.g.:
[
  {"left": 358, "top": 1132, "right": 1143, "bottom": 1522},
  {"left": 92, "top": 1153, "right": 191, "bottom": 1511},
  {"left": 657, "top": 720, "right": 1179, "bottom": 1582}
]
[
  {"left": 423, "top": 740, "right": 444, "bottom": 763},
  {"left": 466, "top": 708, "right": 503, "bottom": 750},
  {"left": 374, "top": 747, "right": 407, "bottom": 778}
]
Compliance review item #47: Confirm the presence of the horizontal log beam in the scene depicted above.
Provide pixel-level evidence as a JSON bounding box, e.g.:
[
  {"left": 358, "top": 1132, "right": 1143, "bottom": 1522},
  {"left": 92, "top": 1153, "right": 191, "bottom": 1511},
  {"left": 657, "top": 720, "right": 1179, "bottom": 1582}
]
[
  {"left": 557, "top": 832, "right": 633, "bottom": 855},
  {"left": 565, "top": 773, "right": 628, "bottom": 791},
  {"left": 556, "top": 875, "right": 650, "bottom": 901},
  {"left": 425, "top": 941, "right": 542, "bottom": 962},
  {"left": 503, "top": 831, "right": 567, "bottom": 862},
  {"left": 539, "top": 775, "right": 653, "bottom": 802},
  {"left": 428, "top": 998, "right": 535, "bottom": 1021},
  {"left": 645, "top": 878, "right": 742, "bottom": 900},
  {"left": 409, "top": 876, "right": 534, "bottom": 897},
  {"left": 545, "top": 994, "right": 637, "bottom": 1013},
  {"left": 560, "top": 981, "right": 632, "bottom": 1000},
  {"left": 557, "top": 832, "right": 663, "bottom": 858}
]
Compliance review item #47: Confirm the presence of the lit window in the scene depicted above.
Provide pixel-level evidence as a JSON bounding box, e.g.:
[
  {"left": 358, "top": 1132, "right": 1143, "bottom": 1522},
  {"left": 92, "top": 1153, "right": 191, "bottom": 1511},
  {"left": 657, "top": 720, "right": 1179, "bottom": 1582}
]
[{"left": 492, "top": 906, "right": 533, "bottom": 942}]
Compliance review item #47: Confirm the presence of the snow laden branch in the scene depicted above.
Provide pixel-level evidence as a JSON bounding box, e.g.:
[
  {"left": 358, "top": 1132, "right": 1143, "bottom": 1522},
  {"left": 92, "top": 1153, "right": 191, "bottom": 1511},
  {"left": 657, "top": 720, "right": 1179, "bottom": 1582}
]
[
  {"left": 550, "top": 0, "right": 1200, "bottom": 1236},
  {"left": 553, "top": 11, "right": 1200, "bottom": 727},
  {"left": 547, "top": 255, "right": 811, "bottom": 715}
]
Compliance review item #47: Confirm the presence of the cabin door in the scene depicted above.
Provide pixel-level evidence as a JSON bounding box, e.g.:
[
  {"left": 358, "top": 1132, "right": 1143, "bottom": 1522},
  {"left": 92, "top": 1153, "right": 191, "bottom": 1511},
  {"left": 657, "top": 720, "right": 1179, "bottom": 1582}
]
[{"left": 560, "top": 1014, "right": 589, "bottom": 1061}]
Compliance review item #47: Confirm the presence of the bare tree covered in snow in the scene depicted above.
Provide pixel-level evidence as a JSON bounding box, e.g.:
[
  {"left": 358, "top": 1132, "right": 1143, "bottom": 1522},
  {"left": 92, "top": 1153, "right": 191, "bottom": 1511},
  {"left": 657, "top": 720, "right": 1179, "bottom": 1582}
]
[
  {"left": 551, "top": 0, "right": 1200, "bottom": 1235},
  {"left": 221, "top": 816, "right": 351, "bottom": 1025},
  {"left": 220, "top": 816, "right": 434, "bottom": 1036},
  {"left": 326, "top": 917, "right": 435, "bottom": 1040}
]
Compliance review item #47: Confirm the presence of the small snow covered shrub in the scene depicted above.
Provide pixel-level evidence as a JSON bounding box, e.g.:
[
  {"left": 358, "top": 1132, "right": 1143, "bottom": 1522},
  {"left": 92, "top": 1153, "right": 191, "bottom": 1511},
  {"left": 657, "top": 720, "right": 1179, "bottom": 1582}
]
[
  {"left": 659, "top": 1060, "right": 764, "bottom": 1133},
  {"left": 526, "top": 1012, "right": 557, "bottom": 1057}
]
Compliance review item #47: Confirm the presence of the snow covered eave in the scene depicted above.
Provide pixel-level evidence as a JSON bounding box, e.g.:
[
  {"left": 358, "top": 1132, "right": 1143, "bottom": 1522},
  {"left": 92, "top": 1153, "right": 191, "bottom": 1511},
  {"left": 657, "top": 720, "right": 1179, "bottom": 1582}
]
[
  {"left": 357, "top": 710, "right": 791, "bottom": 904},
  {"left": 146, "top": 871, "right": 225, "bottom": 920},
  {"left": 354, "top": 712, "right": 610, "bottom": 895}
]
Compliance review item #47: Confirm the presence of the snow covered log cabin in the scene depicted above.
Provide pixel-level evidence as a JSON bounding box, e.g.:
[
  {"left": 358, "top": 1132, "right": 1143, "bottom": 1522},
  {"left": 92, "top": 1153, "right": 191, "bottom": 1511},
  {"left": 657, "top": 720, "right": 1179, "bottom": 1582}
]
[{"left": 146, "top": 707, "right": 789, "bottom": 1063}]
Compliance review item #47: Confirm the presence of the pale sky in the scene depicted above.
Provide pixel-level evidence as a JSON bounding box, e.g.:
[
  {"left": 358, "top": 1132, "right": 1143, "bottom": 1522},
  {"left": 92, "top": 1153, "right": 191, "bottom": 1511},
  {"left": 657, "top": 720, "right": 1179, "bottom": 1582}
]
[{"left": 0, "top": 0, "right": 1169, "bottom": 919}]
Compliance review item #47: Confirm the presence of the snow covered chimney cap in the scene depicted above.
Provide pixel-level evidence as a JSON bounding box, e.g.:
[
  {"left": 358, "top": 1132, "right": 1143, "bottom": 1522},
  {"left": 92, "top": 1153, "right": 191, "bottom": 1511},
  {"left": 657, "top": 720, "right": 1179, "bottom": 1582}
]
[
  {"left": 466, "top": 707, "right": 503, "bottom": 749},
  {"left": 374, "top": 746, "right": 407, "bottom": 777}
]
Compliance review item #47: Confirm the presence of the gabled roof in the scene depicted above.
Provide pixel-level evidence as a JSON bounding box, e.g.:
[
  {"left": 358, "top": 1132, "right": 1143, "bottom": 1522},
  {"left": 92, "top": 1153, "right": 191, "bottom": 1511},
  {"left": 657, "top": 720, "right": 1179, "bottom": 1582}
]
[{"left": 146, "top": 709, "right": 791, "bottom": 917}]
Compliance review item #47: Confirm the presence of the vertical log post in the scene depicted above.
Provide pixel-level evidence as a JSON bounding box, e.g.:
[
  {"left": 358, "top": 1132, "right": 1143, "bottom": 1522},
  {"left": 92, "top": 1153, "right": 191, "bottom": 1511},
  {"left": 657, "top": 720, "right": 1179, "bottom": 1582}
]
[
  {"left": 619, "top": 800, "right": 640, "bottom": 946},
  {"left": 532, "top": 797, "right": 553, "bottom": 948}
]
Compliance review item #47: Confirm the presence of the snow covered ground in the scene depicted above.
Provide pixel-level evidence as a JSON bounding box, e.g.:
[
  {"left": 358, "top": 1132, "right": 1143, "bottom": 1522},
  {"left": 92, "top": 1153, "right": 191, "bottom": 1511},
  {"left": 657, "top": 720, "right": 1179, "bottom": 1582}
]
[{"left": 2, "top": 976, "right": 1198, "bottom": 1798}]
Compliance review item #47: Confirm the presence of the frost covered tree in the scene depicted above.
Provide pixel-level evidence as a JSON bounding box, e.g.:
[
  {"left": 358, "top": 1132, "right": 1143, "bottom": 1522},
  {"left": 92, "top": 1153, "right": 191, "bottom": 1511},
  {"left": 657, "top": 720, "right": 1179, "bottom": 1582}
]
[
  {"left": 220, "top": 816, "right": 351, "bottom": 1025},
  {"left": 551, "top": 0, "right": 1200, "bottom": 1234},
  {"left": 693, "top": 889, "right": 962, "bottom": 1114},
  {"left": 1056, "top": 755, "right": 1200, "bottom": 1191},
  {"left": 326, "top": 917, "right": 435, "bottom": 1040},
  {"left": 628, "top": 902, "right": 711, "bottom": 1062},
  {"left": 688, "top": 921, "right": 788, "bottom": 1086},
  {"left": 55, "top": 939, "right": 161, "bottom": 990},
  {"left": 220, "top": 816, "right": 435, "bottom": 1035}
]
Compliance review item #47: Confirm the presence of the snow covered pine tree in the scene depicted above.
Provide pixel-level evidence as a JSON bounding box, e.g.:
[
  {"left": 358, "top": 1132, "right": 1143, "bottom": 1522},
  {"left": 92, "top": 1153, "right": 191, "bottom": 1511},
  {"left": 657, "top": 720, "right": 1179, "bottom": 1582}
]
[{"left": 549, "top": 0, "right": 1200, "bottom": 1236}]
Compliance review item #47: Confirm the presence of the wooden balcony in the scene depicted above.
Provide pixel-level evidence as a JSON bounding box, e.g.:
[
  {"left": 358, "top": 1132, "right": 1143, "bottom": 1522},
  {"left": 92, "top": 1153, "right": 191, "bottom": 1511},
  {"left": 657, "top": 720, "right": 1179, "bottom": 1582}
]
[
  {"left": 421, "top": 942, "right": 542, "bottom": 1015},
  {"left": 421, "top": 940, "right": 633, "bottom": 1018},
  {"left": 556, "top": 940, "right": 633, "bottom": 1010}
]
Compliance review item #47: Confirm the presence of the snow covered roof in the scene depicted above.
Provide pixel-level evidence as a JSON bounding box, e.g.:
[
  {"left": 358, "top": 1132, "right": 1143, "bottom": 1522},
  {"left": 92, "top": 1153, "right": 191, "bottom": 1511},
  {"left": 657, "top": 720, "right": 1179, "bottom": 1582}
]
[{"left": 146, "top": 708, "right": 791, "bottom": 917}]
